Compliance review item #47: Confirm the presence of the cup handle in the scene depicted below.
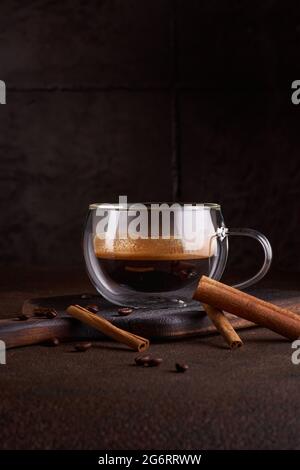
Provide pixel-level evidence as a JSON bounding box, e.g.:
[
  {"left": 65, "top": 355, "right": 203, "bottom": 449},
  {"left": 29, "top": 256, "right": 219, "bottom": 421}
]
[{"left": 224, "top": 228, "right": 272, "bottom": 289}]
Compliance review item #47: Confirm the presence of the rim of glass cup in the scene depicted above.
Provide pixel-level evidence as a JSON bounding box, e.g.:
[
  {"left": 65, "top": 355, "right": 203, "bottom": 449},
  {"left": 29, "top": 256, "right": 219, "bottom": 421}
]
[{"left": 89, "top": 202, "right": 221, "bottom": 210}]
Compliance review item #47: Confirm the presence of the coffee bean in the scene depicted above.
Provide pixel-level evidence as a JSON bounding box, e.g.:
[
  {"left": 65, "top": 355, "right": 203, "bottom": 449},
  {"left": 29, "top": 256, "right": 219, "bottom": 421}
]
[
  {"left": 18, "top": 314, "right": 29, "bottom": 321},
  {"left": 118, "top": 307, "right": 133, "bottom": 316},
  {"left": 135, "top": 356, "right": 163, "bottom": 367},
  {"left": 46, "top": 309, "right": 57, "bottom": 319},
  {"left": 46, "top": 338, "right": 60, "bottom": 347},
  {"left": 34, "top": 308, "right": 47, "bottom": 317},
  {"left": 74, "top": 342, "right": 92, "bottom": 352},
  {"left": 86, "top": 304, "right": 100, "bottom": 314},
  {"left": 147, "top": 358, "right": 163, "bottom": 367},
  {"left": 135, "top": 355, "right": 151, "bottom": 366},
  {"left": 33, "top": 307, "right": 57, "bottom": 318},
  {"left": 175, "top": 362, "right": 189, "bottom": 373}
]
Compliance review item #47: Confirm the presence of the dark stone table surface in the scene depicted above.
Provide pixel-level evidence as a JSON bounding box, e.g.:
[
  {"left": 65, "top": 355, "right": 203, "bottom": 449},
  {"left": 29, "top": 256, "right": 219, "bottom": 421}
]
[{"left": 0, "top": 267, "right": 299, "bottom": 450}]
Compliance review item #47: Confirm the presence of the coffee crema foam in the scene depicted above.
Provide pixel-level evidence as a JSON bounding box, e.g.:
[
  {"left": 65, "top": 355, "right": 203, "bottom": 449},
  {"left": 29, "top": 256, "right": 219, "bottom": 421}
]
[{"left": 94, "top": 236, "right": 213, "bottom": 260}]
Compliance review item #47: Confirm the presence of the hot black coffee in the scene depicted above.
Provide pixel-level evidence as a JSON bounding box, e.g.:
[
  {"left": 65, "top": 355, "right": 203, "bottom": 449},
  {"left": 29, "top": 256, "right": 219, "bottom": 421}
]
[{"left": 94, "top": 237, "right": 211, "bottom": 293}]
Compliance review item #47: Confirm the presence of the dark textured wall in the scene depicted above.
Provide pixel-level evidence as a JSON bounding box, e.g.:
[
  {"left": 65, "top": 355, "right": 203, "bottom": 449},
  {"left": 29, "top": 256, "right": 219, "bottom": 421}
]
[{"left": 1, "top": 0, "right": 300, "bottom": 272}]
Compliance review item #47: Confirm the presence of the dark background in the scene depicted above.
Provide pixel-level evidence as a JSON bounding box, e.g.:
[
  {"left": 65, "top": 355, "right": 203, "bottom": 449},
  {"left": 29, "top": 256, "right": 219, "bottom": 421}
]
[{"left": 1, "top": 0, "right": 300, "bottom": 273}]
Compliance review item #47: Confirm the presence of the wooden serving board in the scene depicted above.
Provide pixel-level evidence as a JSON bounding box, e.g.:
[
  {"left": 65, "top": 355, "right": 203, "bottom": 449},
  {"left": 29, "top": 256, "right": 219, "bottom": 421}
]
[{"left": 0, "top": 289, "right": 300, "bottom": 349}]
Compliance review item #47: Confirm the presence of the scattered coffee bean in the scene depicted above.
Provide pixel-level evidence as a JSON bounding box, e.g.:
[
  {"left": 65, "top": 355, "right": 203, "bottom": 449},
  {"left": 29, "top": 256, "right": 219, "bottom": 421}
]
[
  {"left": 18, "top": 314, "right": 29, "bottom": 321},
  {"left": 46, "top": 309, "right": 57, "bottom": 319},
  {"left": 118, "top": 307, "right": 133, "bottom": 316},
  {"left": 147, "top": 358, "right": 163, "bottom": 367},
  {"left": 86, "top": 304, "right": 100, "bottom": 314},
  {"left": 34, "top": 307, "right": 50, "bottom": 316},
  {"left": 34, "top": 307, "right": 57, "bottom": 318},
  {"left": 135, "top": 355, "right": 151, "bottom": 366},
  {"left": 33, "top": 308, "right": 47, "bottom": 317},
  {"left": 135, "top": 355, "right": 163, "bottom": 367},
  {"left": 74, "top": 342, "right": 92, "bottom": 352},
  {"left": 175, "top": 362, "right": 189, "bottom": 373},
  {"left": 46, "top": 338, "right": 60, "bottom": 347}
]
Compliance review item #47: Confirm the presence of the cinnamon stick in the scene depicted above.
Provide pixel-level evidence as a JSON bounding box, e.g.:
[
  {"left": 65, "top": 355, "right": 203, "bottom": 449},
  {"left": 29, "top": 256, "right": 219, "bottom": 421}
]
[
  {"left": 202, "top": 303, "right": 243, "bottom": 349},
  {"left": 67, "top": 305, "right": 149, "bottom": 352},
  {"left": 194, "top": 276, "right": 300, "bottom": 340}
]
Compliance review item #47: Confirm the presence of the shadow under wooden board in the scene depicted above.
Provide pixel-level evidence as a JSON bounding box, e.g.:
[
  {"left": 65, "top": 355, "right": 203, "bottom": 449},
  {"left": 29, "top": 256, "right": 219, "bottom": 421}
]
[{"left": 1, "top": 289, "right": 300, "bottom": 348}]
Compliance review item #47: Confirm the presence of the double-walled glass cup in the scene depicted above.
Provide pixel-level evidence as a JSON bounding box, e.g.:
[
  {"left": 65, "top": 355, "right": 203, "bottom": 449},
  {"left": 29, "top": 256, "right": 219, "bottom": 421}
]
[{"left": 84, "top": 202, "right": 272, "bottom": 308}]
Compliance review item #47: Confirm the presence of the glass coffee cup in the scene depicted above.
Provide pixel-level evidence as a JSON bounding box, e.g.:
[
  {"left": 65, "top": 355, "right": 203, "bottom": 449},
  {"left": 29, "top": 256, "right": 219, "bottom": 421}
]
[{"left": 83, "top": 202, "right": 272, "bottom": 308}]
